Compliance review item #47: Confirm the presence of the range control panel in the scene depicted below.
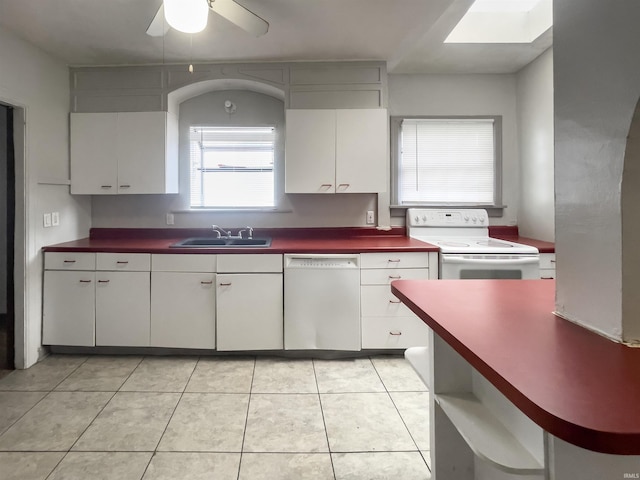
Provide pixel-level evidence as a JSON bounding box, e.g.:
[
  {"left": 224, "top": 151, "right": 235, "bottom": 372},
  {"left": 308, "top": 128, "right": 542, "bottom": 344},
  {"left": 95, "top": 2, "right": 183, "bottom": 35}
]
[{"left": 407, "top": 208, "right": 489, "bottom": 228}]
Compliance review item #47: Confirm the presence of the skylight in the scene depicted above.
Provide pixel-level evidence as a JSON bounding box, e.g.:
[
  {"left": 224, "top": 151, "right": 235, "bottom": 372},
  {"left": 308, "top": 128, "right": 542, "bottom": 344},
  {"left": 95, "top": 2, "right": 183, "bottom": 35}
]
[{"left": 445, "top": 0, "right": 552, "bottom": 44}]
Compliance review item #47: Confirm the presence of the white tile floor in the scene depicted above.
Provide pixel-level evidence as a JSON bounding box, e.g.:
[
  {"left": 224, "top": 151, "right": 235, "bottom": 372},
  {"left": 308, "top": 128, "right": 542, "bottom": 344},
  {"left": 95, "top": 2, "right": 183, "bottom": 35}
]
[{"left": 0, "top": 354, "right": 431, "bottom": 480}]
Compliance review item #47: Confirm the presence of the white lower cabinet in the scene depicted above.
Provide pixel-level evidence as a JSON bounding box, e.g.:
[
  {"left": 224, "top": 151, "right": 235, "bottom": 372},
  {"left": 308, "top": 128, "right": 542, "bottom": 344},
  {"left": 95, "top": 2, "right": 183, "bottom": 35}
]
[
  {"left": 95, "top": 271, "right": 150, "bottom": 347},
  {"left": 43, "top": 270, "right": 96, "bottom": 346},
  {"left": 43, "top": 253, "right": 97, "bottom": 347},
  {"left": 94, "top": 253, "right": 151, "bottom": 347},
  {"left": 539, "top": 253, "right": 556, "bottom": 279},
  {"left": 151, "top": 272, "right": 216, "bottom": 349},
  {"left": 216, "top": 254, "right": 283, "bottom": 351},
  {"left": 360, "top": 252, "right": 436, "bottom": 349}
]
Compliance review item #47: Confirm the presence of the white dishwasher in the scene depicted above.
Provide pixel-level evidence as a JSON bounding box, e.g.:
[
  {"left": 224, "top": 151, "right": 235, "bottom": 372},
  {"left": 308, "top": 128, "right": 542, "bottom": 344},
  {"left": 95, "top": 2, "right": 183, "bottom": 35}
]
[{"left": 284, "top": 254, "right": 361, "bottom": 351}]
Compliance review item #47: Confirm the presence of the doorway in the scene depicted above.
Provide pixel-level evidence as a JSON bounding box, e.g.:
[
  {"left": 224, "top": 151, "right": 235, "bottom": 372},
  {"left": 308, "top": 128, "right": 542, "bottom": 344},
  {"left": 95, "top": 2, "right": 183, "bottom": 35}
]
[{"left": 1, "top": 103, "right": 15, "bottom": 371}]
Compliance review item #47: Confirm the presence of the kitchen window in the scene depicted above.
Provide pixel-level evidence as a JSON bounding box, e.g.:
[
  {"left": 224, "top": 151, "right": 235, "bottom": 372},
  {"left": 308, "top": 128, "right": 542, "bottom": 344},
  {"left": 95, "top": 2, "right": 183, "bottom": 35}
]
[
  {"left": 189, "top": 126, "right": 276, "bottom": 208},
  {"left": 391, "top": 116, "right": 502, "bottom": 208}
]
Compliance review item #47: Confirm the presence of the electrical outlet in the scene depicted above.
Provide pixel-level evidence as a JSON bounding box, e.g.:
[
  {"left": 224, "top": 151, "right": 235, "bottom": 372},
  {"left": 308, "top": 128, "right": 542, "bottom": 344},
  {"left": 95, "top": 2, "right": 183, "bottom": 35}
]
[
  {"left": 43, "top": 213, "right": 52, "bottom": 228},
  {"left": 51, "top": 211, "right": 60, "bottom": 226},
  {"left": 366, "top": 210, "right": 375, "bottom": 224},
  {"left": 166, "top": 213, "right": 175, "bottom": 225}
]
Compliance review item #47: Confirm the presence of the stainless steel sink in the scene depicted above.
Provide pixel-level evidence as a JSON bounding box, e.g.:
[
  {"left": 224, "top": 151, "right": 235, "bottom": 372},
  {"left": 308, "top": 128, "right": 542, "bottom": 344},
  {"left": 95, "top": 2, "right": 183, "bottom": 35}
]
[{"left": 170, "top": 237, "right": 271, "bottom": 248}]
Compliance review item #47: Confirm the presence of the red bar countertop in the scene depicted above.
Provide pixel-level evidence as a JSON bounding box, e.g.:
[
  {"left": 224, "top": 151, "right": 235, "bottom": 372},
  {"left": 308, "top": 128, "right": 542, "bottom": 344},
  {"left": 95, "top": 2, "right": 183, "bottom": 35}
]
[
  {"left": 42, "top": 227, "right": 439, "bottom": 254},
  {"left": 390, "top": 279, "right": 640, "bottom": 455}
]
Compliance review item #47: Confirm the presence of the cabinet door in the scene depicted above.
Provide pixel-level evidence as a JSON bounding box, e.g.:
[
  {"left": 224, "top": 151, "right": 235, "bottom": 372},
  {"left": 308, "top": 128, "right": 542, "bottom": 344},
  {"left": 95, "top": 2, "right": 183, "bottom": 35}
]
[
  {"left": 95, "top": 271, "right": 150, "bottom": 346},
  {"left": 70, "top": 113, "right": 118, "bottom": 194},
  {"left": 285, "top": 109, "right": 336, "bottom": 193},
  {"left": 151, "top": 272, "right": 216, "bottom": 349},
  {"left": 117, "top": 112, "right": 167, "bottom": 194},
  {"left": 42, "top": 271, "right": 95, "bottom": 346},
  {"left": 336, "top": 109, "right": 388, "bottom": 193},
  {"left": 216, "top": 274, "right": 283, "bottom": 351}
]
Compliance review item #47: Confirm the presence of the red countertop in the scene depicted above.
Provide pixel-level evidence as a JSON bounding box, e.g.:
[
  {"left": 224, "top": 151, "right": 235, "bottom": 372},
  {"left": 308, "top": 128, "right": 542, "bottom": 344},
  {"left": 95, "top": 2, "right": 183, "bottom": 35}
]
[
  {"left": 390, "top": 279, "right": 640, "bottom": 455},
  {"left": 42, "top": 227, "right": 439, "bottom": 254}
]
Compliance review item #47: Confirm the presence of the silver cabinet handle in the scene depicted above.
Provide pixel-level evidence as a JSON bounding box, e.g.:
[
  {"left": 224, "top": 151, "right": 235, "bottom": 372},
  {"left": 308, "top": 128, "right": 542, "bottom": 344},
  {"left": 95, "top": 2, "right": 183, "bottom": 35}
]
[
  {"left": 387, "top": 259, "right": 401, "bottom": 263},
  {"left": 200, "top": 280, "right": 213, "bottom": 285},
  {"left": 97, "top": 279, "right": 110, "bottom": 283},
  {"left": 388, "top": 275, "right": 402, "bottom": 279},
  {"left": 389, "top": 331, "right": 402, "bottom": 336},
  {"left": 219, "top": 282, "right": 232, "bottom": 286},
  {"left": 79, "top": 279, "right": 92, "bottom": 283},
  {"left": 320, "top": 183, "right": 332, "bottom": 188},
  {"left": 116, "top": 261, "right": 129, "bottom": 264},
  {"left": 119, "top": 185, "right": 131, "bottom": 189},
  {"left": 338, "top": 183, "right": 350, "bottom": 188},
  {"left": 100, "top": 185, "right": 112, "bottom": 189},
  {"left": 389, "top": 299, "right": 401, "bottom": 304},
  {"left": 63, "top": 260, "right": 76, "bottom": 263}
]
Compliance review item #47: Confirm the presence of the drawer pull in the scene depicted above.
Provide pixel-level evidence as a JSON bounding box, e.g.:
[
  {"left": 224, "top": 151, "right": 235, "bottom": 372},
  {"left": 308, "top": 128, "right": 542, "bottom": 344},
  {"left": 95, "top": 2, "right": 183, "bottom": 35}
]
[
  {"left": 389, "top": 299, "right": 401, "bottom": 304},
  {"left": 119, "top": 184, "right": 131, "bottom": 188},
  {"left": 97, "top": 279, "right": 110, "bottom": 284},
  {"left": 388, "top": 275, "right": 402, "bottom": 280},
  {"left": 116, "top": 261, "right": 129, "bottom": 264},
  {"left": 541, "top": 276, "right": 554, "bottom": 280},
  {"left": 550, "top": 259, "right": 556, "bottom": 263},
  {"left": 79, "top": 279, "right": 92, "bottom": 283},
  {"left": 320, "top": 183, "right": 332, "bottom": 188},
  {"left": 100, "top": 185, "right": 112, "bottom": 189},
  {"left": 63, "top": 260, "right": 76, "bottom": 264},
  {"left": 389, "top": 331, "right": 402, "bottom": 336},
  {"left": 387, "top": 259, "right": 401, "bottom": 263},
  {"left": 337, "top": 183, "right": 350, "bottom": 188},
  {"left": 219, "top": 282, "right": 232, "bottom": 286},
  {"left": 200, "top": 280, "right": 213, "bottom": 285}
]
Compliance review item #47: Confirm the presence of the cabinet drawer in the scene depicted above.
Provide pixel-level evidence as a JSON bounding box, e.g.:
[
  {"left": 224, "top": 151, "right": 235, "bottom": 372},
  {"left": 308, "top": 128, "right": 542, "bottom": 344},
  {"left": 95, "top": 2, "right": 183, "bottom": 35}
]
[
  {"left": 360, "top": 252, "right": 429, "bottom": 269},
  {"left": 361, "top": 285, "right": 413, "bottom": 317},
  {"left": 152, "top": 254, "right": 217, "bottom": 272},
  {"left": 540, "top": 253, "right": 556, "bottom": 269},
  {"left": 45, "top": 252, "right": 96, "bottom": 271},
  {"left": 97, "top": 253, "right": 151, "bottom": 271},
  {"left": 361, "top": 268, "right": 429, "bottom": 285},
  {"left": 217, "top": 254, "right": 283, "bottom": 273},
  {"left": 361, "top": 316, "right": 430, "bottom": 349},
  {"left": 540, "top": 269, "right": 555, "bottom": 280}
]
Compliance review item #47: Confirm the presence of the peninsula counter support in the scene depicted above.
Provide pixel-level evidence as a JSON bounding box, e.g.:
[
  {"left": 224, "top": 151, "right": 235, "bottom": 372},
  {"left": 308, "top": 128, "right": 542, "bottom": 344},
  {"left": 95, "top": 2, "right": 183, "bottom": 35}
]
[{"left": 391, "top": 280, "right": 640, "bottom": 480}]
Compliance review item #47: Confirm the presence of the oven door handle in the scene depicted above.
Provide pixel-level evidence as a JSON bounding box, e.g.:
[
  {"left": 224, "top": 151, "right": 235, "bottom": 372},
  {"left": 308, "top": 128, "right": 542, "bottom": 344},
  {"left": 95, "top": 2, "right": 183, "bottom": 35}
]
[{"left": 442, "top": 256, "right": 539, "bottom": 266}]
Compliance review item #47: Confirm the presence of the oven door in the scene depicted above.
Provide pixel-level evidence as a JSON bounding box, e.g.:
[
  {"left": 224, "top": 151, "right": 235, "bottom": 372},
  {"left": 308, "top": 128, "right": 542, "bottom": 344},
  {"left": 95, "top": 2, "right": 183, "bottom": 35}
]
[{"left": 440, "top": 254, "right": 540, "bottom": 280}]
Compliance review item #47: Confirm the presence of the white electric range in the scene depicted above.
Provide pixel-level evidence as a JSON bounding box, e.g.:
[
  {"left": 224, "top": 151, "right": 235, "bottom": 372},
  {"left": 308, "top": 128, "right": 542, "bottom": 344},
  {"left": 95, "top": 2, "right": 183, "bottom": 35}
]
[{"left": 406, "top": 208, "right": 540, "bottom": 279}]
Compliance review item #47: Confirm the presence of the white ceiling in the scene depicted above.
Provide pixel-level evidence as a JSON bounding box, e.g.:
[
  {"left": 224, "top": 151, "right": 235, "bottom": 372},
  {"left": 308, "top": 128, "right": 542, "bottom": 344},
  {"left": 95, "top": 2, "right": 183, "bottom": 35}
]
[{"left": 0, "top": 0, "right": 552, "bottom": 74}]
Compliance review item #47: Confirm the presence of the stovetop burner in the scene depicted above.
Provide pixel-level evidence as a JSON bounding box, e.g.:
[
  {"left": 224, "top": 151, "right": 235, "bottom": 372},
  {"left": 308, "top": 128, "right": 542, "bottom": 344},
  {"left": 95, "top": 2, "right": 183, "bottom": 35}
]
[{"left": 475, "top": 239, "right": 513, "bottom": 248}]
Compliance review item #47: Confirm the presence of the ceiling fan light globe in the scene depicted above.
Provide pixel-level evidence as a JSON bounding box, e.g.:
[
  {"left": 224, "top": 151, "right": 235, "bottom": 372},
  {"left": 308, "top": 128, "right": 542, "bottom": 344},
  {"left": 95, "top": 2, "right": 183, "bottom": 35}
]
[{"left": 164, "top": 0, "right": 209, "bottom": 33}]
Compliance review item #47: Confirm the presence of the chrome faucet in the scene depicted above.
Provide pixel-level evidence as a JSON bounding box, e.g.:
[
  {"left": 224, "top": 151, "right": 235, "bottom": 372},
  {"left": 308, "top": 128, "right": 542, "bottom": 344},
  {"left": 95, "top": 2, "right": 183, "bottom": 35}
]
[
  {"left": 237, "top": 226, "right": 254, "bottom": 239},
  {"left": 211, "top": 224, "right": 232, "bottom": 238}
]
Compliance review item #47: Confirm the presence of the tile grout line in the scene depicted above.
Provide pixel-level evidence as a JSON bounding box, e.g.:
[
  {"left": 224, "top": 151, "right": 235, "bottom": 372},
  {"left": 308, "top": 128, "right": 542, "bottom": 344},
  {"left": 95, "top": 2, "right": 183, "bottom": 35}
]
[
  {"left": 371, "top": 355, "right": 432, "bottom": 473},
  {"left": 139, "top": 355, "right": 203, "bottom": 479},
  {"left": 236, "top": 356, "right": 258, "bottom": 480},
  {"left": 312, "top": 357, "right": 337, "bottom": 480}
]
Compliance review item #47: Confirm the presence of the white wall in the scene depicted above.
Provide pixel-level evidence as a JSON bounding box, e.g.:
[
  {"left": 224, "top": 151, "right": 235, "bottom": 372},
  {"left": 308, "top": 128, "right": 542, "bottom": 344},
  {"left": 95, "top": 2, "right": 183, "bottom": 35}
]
[
  {"left": 516, "top": 48, "right": 554, "bottom": 242},
  {"left": 0, "top": 26, "right": 92, "bottom": 368},
  {"left": 388, "top": 74, "right": 520, "bottom": 226},
  {"left": 554, "top": 0, "right": 640, "bottom": 343}
]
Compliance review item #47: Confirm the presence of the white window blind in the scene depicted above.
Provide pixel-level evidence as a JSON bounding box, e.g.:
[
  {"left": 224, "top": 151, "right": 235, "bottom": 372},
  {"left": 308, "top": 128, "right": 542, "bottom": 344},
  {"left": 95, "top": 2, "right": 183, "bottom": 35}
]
[
  {"left": 398, "top": 118, "right": 496, "bottom": 205},
  {"left": 190, "top": 126, "right": 275, "bottom": 208}
]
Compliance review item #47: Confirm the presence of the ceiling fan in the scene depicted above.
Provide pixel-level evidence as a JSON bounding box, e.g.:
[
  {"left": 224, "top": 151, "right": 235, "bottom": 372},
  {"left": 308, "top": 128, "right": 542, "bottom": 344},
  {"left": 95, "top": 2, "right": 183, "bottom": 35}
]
[{"left": 146, "top": 0, "right": 269, "bottom": 38}]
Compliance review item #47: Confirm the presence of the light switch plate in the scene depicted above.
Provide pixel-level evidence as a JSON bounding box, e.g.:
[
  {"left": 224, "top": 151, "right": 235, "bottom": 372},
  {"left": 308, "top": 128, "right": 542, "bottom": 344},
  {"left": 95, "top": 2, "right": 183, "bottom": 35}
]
[
  {"left": 43, "top": 213, "right": 52, "bottom": 228},
  {"left": 51, "top": 211, "right": 60, "bottom": 226},
  {"left": 166, "top": 213, "right": 175, "bottom": 225}
]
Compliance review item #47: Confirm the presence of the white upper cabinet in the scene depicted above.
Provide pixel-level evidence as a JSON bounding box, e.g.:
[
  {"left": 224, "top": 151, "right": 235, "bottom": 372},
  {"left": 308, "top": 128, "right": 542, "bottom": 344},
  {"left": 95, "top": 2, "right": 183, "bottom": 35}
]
[
  {"left": 70, "top": 111, "right": 178, "bottom": 194},
  {"left": 285, "top": 109, "right": 388, "bottom": 194}
]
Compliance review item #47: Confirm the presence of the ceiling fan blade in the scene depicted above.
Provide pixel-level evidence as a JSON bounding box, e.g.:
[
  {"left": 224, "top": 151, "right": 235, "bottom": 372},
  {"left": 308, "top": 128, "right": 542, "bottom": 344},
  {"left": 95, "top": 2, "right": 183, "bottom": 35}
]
[
  {"left": 208, "top": 0, "right": 269, "bottom": 37},
  {"left": 146, "top": 4, "right": 170, "bottom": 37}
]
